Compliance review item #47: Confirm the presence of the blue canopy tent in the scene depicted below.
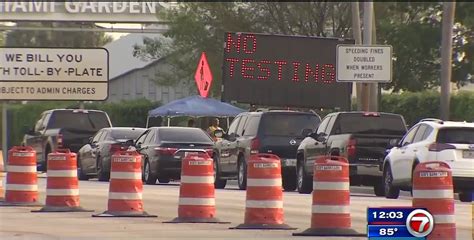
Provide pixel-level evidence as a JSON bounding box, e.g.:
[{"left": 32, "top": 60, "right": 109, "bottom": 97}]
[{"left": 147, "top": 95, "right": 246, "bottom": 127}]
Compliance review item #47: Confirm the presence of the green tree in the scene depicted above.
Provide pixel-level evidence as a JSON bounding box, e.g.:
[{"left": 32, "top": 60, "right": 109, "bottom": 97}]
[
  {"left": 5, "top": 22, "right": 112, "bottom": 47},
  {"left": 375, "top": 2, "right": 474, "bottom": 92},
  {"left": 133, "top": 2, "right": 353, "bottom": 97}
]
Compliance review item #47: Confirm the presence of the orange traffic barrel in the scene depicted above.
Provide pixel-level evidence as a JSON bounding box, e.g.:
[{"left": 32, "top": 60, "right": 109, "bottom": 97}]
[
  {"left": 165, "top": 150, "right": 228, "bottom": 223},
  {"left": 32, "top": 149, "right": 92, "bottom": 212},
  {"left": 412, "top": 161, "right": 455, "bottom": 240},
  {"left": 231, "top": 154, "right": 295, "bottom": 230},
  {"left": 93, "top": 149, "right": 156, "bottom": 217},
  {"left": 293, "top": 156, "right": 364, "bottom": 236},
  {"left": 0, "top": 150, "right": 4, "bottom": 201},
  {"left": 0, "top": 146, "right": 42, "bottom": 207}
]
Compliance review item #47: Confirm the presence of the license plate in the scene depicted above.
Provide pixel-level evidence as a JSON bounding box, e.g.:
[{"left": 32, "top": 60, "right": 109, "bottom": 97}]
[
  {"left": 462, "top": 150, "right": 474, "bottom": 158},
  {"left": 283, "top": 159, "right": 296, "bottom": 167}
]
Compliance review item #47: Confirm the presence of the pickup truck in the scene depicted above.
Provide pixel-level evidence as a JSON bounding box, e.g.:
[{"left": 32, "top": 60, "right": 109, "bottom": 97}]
[
  {"left": 22, "top": 109, "right": 112, "bottom": 171},
  {"left": 296, "top": 111, "right": 407, "bottom": 195}
]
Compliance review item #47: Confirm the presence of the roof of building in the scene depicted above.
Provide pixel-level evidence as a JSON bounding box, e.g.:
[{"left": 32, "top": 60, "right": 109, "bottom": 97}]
[{"left": 104, "top": 33, "right": 162, "bottom": 79}]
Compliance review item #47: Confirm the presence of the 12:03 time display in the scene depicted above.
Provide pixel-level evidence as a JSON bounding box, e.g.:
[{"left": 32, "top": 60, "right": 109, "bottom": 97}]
[{"left": 372, "top": 211, "right": 404, "bottom": 219}]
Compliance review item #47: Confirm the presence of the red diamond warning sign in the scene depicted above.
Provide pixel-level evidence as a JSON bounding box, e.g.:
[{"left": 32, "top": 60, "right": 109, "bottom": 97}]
[{"left": 194, "top": 52, "right": 213, "bottom": 98}]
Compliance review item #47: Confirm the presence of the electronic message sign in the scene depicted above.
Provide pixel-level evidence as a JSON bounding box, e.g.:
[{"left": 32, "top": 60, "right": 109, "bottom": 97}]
[{"left": 222, "top": 32, "right": 354, "bottom": 109}]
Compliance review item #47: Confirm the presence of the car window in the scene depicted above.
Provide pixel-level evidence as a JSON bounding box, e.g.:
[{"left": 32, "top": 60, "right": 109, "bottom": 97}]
[
  {"left": 144, "top": 131, "right": 156, "bottom": 144},
  {"left": 227, "top": 116, "right": 241, "bottom": 135},
  {"left": 92, "top": 130, "right": 103, "bottom": 143},
  {"left": 135, "top": 131, "right": 149, "bottom": 145},
  {"left": 317, "top": 116, "right": 331, "bottom": 134},
  {"left": 436, "top": 127, "right": 474, "bottom": 144},
  {"left": 422, "top": 126, "right": 433, "bottom": 139},
  {"left": 335, "top": 113, "right": 407, "bottom": 135},
  {"left": 243, "top": 116, "right": 260, "bottom": 136},
  {"left": 158, "top": 128, "right": 213, "bottom": 143},
  {"left": 401, "top": 125, "right": 419, "bottom": 146},
  {"left": 48, "top": 111, "right": 111, "bottom": 131},
  {"left": 41, "top": 113, "right": 51, "bottom": 130},
  {"left": 325, "top": 116, "right": 336, "bottom": 134},
  {"left": 111, "top": 129, "right": 146, "bottom": 140},
  {"left": 100, "top": 131, "right": 110, "bottom": 141},
  {"left": 34, "top": 113, "right": 46, "bottom": 132},
  {"left": 413, "top": 124, "right": 428, "bottom": 143},
  {"left": 237, "top": 115, "right": 248, "bottom": 136},
  {"left": 261, "top": 113, "right": 320, "bottom": 136}
]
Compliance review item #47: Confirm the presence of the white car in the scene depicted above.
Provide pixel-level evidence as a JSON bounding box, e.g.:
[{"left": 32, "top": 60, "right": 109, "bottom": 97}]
[{"left": 382, "top": 118, "right": 474, "bottom": 202}]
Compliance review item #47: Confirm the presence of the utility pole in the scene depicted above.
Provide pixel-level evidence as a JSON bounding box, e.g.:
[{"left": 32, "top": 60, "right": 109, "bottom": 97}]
[
  {"left": 351, "top": 2, "right": 363, "bottom": 110},
  {"left": 369, "top": 7, "right": 378, "bottom": 112},
  {"left": 362, "top": 1, "right": 373, "bottom": 112},
  {"left": 440, "top": 2, "right": 456, "bottom": 120}
]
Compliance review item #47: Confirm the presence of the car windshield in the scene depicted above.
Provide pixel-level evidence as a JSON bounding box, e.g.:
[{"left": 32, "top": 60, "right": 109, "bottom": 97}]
[
  {"left": 262, "top": 113, "right": 320, "bottom": 136},
  {"left": 48, "top": 111, "right": 110, "bottom": 131},
  {"left": 337, "top": 113, "right": 406, "bottom": 135},
  {"left": 111, "top": 129, "right": 146, "bottom": 140},
  {"left": 158, "top": 128, "right": 213, "bottom": 143},
  {"left": 437, "top": 128, "right": 474, "bottom": 144}
]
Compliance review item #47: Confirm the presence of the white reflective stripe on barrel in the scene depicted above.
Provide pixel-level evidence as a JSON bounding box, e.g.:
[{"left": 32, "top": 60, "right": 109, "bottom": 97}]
[
  {"left": 312, "top": 205, "right": 350, "bottom": 214},
  {"left": 47, "top": 189, "right": 79, "bottom": 196},
  {"left": 47, "top": 170, "right": 77, "bottom": 177},
  {"left": 6, "top": 184, "right": 38, "bottom": 191},
  {"left": 7, "top": 165, "right": 36, "bottom": 173},
  {"left": 181, "top": 175, "right": 214, "bottom": 184},
  {"left": 110, "top": 171, "right": 142, "bottom": 180},
  {"left": 413, "top": 189, "right": 453, "bottom": 199},
  {"left": 108, "top": 192, "right": 142, "bottom": 200},
  {"left": 246, "top": 200, "right": 283, "bottom": 208},
  {"left": 247, "top": 178, "right": 282, "bottom": 187},
  {"left": 179, "top": 197, "right": 215, "bottom": 206},
  {"left": 313, "top": 181, "right": 349, "bottom": 190},
  {"left": 434, "top": 214, "right": 456, "bottom": 224}
]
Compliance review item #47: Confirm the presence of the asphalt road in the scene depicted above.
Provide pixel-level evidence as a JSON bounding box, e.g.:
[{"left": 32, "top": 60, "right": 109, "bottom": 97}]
[{"left": 0, "top": 178, "right": 472, "bottom": 240}]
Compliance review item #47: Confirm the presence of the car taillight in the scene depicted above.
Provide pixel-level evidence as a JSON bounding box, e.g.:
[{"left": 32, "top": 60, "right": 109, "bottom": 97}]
[
  {"left": 155, "top": 147, "right": 178, "bottom": 155},
  {"left": 428, "top": 143, "right": 456, "bottom": 152},
  {"left": 347, "top": 138, "right": 356, "bottom": 158},
  {"left": 205, "top": 148, "right": 214, "bottom": 158},
  {"left": 110, "top": 144, "right": 123, "bottom": 154},
  {"left": 57, "top": 134, "right": 63, "bottom": 148},
  {"left": 363, "top": 112, "right": 380, "bottom": 117},
  {"left": 250, "top": 137, "right": 260, "bottom": 154}
]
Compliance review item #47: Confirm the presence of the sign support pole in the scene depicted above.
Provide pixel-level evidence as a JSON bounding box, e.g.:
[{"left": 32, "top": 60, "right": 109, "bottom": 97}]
[
  {"left": 369, "top": 9, "right": 378, "bottom": 112},
  {"left": 2, "top": 102, "right": 7, "bottom": 168},
  {"left": 362, "top": 2, "right": 373, "bottom": 112},
  {"left": 351, "top": 2, "right": 363, "bottom": 111},
  {"left": 440, "top": 2, "right": 455, "bottom": 120}
]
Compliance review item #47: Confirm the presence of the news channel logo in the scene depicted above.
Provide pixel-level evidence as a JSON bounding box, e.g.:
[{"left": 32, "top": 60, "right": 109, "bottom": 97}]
[{"left": 367, "top": 207, "right": 435, "bottom": 239}]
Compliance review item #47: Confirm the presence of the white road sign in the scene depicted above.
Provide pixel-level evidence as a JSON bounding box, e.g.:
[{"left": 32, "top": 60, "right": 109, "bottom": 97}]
[
  {"left": 336, "top": 45, "right": 392, "bottom": 83},
  {"left": 0, "top": 47, "right": 109, "bottom": 100}
]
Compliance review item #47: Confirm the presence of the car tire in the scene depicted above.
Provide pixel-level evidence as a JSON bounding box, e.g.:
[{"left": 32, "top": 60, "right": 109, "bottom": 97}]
[
  {"left": 157, "top": 177, "right": 170, "bottom": 184},
  {"left": 297, "top": 161, "right": 312, "bottom": 194},
  {"left": 77, "top": 155, "right": 89, "bottom": 181},
  {"left": 374, "top": 182, "right": 385, "bottom": 197},
  {"left": 459, "top": 191, "right": 473, "bottom": 203},
  {"left": 97, "top": 156, "right": 110, "bottom": 182},
  {"left": 213, "top": 156, "right": 227, "bottom": 189},
  {"left": 282, "top": 169, "right": 297, "bottom": 191},
  {"left": 237, "top": 158, "right": 247, "bottom": 190},
  {"left": 383, "top": 164, "right": 400, "bottom": 199},
  {"left": 144, "top": 159, "right": 157, "bottom": 185}
]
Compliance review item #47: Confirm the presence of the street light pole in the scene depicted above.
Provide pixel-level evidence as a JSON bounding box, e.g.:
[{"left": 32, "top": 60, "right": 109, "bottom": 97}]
[{"left": 440, "top": 2, "right": 456, "bottom": 120}]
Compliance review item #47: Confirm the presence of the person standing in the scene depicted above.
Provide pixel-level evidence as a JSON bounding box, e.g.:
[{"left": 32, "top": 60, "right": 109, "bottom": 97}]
[{"left": 207, "top": 118, "right": 224, "bottom": 141}]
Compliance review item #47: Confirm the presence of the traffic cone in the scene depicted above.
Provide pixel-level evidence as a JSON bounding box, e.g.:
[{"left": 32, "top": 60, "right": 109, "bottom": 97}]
[
  {"left": 412, "top": 162, "right": 455, "bottom": 240},
  {"left": 93, "top": 149, "right": 156, "bottom": 217},
  {"left": 0, "top": 146, "right": 42, "bottom": 207},
  {"left": 165, "top": 151, "right": 228, "bottom": 223},
  {"left": 293, "top": 156, "right": 364, "bottom": 236},
  {"left": 32, "top": 149, "right": 93, "bottom": 212},
  {"left": 231, "top": 154, "right": 295, "bottom": 230}
]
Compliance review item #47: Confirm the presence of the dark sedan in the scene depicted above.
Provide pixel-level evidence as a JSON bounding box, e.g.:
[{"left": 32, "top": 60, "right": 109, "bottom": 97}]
[
  {"left": 77, "top": 127, "right": 146, "bottom": 181},
  {"left": 135, "top": 127, "right": 214, "bottom": 185}
]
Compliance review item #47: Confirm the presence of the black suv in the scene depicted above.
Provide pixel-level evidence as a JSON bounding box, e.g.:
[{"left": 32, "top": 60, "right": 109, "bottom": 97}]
[{"left": 213, "top": 110, "right": 321, "bottom": 191}]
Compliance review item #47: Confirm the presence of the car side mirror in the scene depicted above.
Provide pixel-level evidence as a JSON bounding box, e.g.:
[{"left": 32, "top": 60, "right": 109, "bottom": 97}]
[
  {"left": 227, "top": 133, "right": 237, "bottom": 141},
  {"left": 301, "top": 128, "right": 313, "bottom": 137},
  {"left": 125, "top": 139, "right": 134, "bottom": 146},
  {"left": 136, "top": 142, "right": 142, "bottom": 149}
]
